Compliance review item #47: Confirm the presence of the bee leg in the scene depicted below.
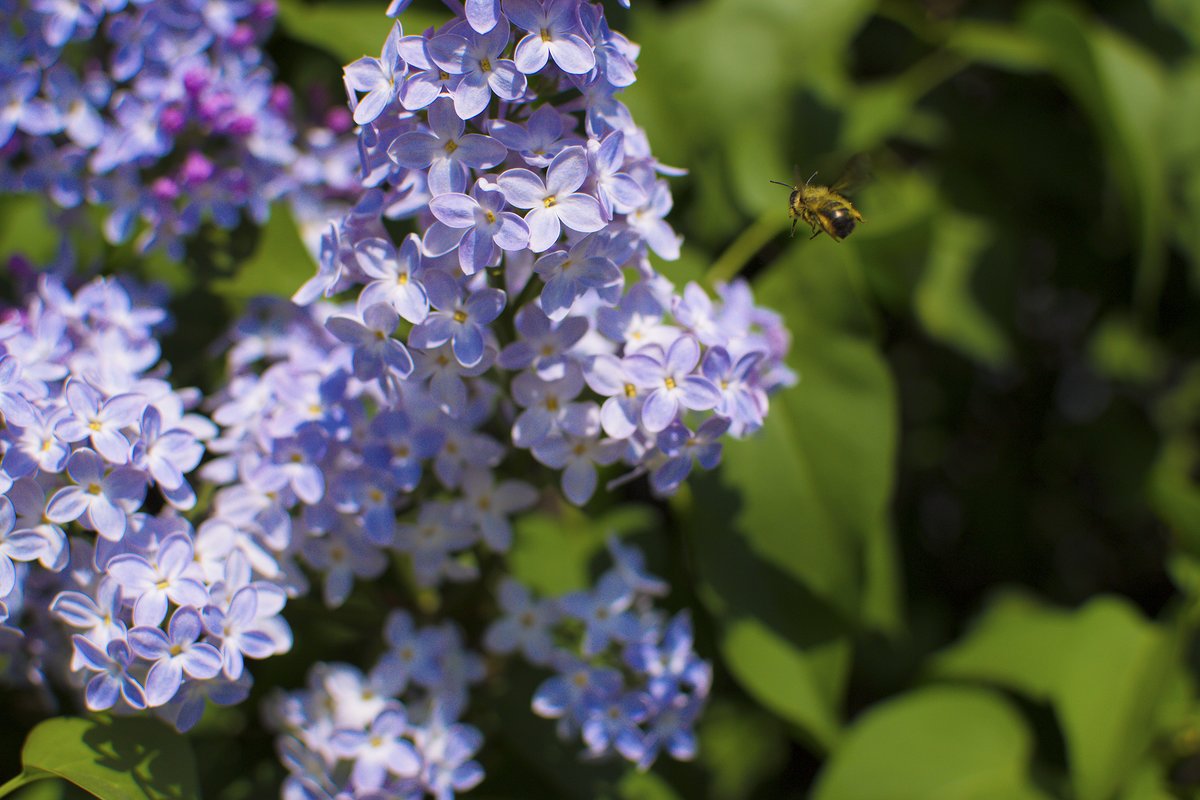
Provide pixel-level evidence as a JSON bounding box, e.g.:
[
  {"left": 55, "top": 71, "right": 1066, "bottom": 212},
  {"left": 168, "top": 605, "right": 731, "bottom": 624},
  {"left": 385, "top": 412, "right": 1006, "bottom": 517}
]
[
  {"left": 809, "top": 229, "right": 821, "bottom": 240},
  {"left": 790, "top": 218, "right": 798, "bottom": 238}
]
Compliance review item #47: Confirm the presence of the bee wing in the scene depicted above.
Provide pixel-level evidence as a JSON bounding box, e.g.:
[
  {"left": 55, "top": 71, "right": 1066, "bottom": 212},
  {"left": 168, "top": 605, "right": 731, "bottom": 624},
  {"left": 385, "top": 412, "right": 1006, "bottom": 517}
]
[{"left": 830, "top": 153, "right": 872, "bottom": 194}]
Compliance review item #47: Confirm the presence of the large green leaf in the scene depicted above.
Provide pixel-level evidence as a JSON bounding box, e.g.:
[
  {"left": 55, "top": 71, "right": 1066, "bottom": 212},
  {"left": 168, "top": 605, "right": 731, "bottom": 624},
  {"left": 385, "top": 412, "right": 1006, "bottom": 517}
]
[
  {"left": 929, "top": 590, "right": 1074, "bottom": 700},
  {"left": 696, "top": 700, "right": 788, "bottom": 800},
  {"left": 1054, "top": 600, "right": 1175, "bottom": 800},
  {"left": 719, "top": 618, "right": 847, "bottom": 750},
  {"left": 0, "top": 195, "right": 60, "bottom": 267},
  {"left": 508, "top": 503, "right": 662, "bottom": 597},
  {"left": 812, "top": 686, "right": 1051, "bottom": 800},
  {"left": 1022, "top": 1, "right": 1169, "bottom": 318},
  {"left": 685, "top": 241, "right": 899, "bottom": 747},
  {"left": 932, "top": 595, "right": 1180, "bottom": 800},
  {"left": 1, "top": 717, "right": 199, "bottom": 800},
  {"left": 211, "top": 203, "right": 315, "bottom": 305},
  {"left": 914, "top": 212, "right": 1013, "bottom": 368},
  {"left": 275, "top": 1, "right": 440, "bottom": 65}
]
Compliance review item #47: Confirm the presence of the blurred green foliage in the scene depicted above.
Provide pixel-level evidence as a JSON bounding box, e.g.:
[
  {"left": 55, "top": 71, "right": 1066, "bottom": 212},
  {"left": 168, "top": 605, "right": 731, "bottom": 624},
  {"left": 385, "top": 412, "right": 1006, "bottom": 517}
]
[{"left": 6, "top": 0, "right": 1200, "bottom": 797}]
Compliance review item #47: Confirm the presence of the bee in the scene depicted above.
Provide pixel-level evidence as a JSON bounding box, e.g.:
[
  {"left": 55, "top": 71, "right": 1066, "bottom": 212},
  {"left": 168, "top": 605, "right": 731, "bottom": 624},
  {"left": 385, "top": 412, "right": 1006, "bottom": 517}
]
[{"left": 771, "top": 156, "right": 868, "bottom": 241}]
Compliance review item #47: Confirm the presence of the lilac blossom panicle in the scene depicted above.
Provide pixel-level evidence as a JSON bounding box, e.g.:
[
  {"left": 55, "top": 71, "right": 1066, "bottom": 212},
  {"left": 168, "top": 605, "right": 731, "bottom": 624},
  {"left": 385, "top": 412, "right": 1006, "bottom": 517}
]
[
  {"left": 484, "top": 538, "right": 709, "bottom": 770},
  {"left": 0, "top": 273, "right": 280, "bottom": 732},
  {"left": 266, "top": 611, "right": 485, "bottom": 800},
  {"left": 250, "top": 0, "right": 794, "bottom": 791},
  {"left": 0, "top": 0, "right": 360, "bottom": 261}
]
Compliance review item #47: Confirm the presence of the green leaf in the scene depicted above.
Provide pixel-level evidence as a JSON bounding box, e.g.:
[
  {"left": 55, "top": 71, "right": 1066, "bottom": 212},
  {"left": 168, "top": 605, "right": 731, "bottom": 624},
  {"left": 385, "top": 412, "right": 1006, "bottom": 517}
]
[
  {"left": 946, "top": 21, "right": 1052, "bottom": 72},
  {"left": 211, "top": 203, "right": 314, "bottom": 306},
  {"left": 719, "top": 618, "right": 847, "bottom": 750},
  {"left": 509, "top": 504, "right": 662, "bottom": 596},
  {"left": 697, "top": 700, "right": 788, "bottom": 800},
  {"left": 1150, "top": 438, "right": 1200, "bottom": 562},
  {"left": 929, "top": 590, "right": 1077, "bottom": 701},
  {"left": 932, "top": 595, "right": 1178, "bottom": 800},
  {"left": 1022, "top": 1, "right": 1169, "bottom": 318},
  {"left": 0, "top": 195, "right": 60, "bottom": 267},
  {"left": 275, "top": 1, "right": 440, "bottom": 65},
  {"left": 914, "top": 212, "right": 1013, "bottom": 367},
  {"left": 616, "top": 771, "right": 684, "bottom": 800},
  {"left": 1087, "top": 314, "right": 1168, "bottom": 384},
  {"left": 686, "top": 245, "right": 900, "bottom": 747},
  {"left": 1054, "top": 599, "right": 1174, "bottom": 800},
  {"left": 812, "top": 686, "right": 1051, "bottom": 800},
  {"left": 11, "top": 716, "right": 200, "bottom": 800}
]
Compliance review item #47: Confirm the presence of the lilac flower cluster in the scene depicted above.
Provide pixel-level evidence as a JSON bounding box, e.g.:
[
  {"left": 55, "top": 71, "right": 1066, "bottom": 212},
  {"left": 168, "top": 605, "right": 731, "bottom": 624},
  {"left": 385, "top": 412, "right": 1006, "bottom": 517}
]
[
  {"left": 0, "top": 274, "right": 290, "bottom": 730},
  {"left": 201, "top": 297, "right": 539, "bottom": 608},
  {"left": 0, "top": 0, "right": 299, "bottom": 259},
  {"left": 486, "top": 537, "right": 710, "bottom": 769},
  {"left": 298, "top": 0, "right": 795, "bottom": 509},
  {"left": 267, "top": 611, "right": 485, "bottom": 800}
]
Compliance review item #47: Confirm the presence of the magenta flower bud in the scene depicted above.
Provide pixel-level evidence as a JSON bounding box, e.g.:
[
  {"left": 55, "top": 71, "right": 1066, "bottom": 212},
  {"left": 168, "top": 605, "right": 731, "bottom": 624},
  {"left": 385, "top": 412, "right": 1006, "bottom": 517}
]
[
  {"left": 229, "top": 24, "right": 255, "bottom": 49},
  {"left": 151, "top": 177, "right": 180, "bottom": 201},
  {"left": 253, "top": 1, "right": 277, "bottom": 22},
  {"left": 159, "top": 106, "right": 187, "bottom": 135},
  {"left": 325, "top": 106, "right": 353, "bottom": 134},
  {"left": 226, "top": 114, "right": 256, "bottom": 137},
  {"left": 181, "top": 152, "right": 215, "bottom": 184},
  {"left": 183, "top": 69, "right": 208, "bottom": 96},
  {"left": 269, "top": 85, "right": 293, "bottom": 115}
]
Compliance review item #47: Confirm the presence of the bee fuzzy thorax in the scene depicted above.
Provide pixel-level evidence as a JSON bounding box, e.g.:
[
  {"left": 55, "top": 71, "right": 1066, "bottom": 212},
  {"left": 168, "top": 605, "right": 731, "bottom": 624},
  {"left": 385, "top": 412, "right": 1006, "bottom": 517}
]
[{"left": 771, "top": 158, "right": 868, "bottom": 242}]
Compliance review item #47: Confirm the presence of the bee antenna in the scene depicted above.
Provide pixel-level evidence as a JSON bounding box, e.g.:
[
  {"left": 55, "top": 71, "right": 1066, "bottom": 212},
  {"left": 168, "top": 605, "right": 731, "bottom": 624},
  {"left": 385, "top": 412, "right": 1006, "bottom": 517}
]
[
  {"left": 769, "top": 180, "right": 792, "bottom": 188},
  {"left": 805, "top": 171, "right": 818, "bottom": 185}
]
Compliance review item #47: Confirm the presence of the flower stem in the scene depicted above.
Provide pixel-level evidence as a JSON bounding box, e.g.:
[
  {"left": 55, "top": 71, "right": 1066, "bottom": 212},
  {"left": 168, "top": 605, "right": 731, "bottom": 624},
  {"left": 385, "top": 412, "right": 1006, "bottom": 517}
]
[
  {"left": 0, "top": 771, "right": 53, "bottom": 799},
  {"left": 704, "top": 210, "right": 785, "bottom": 288}
]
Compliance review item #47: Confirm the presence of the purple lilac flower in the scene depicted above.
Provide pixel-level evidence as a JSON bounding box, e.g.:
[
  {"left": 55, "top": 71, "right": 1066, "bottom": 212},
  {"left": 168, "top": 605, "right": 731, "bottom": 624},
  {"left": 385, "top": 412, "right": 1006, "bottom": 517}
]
[
  {"left": 344, "top": 23, "right": 406, "bottom": 125},
  {"left": 127, "top": 607, "right": 222, "bottom": 707},
  {"left": 201, "top": 585, "right": 276, "bottom": 680},
  {"left": 329, "top": 708, "right": 421, "bottom": 791},
  {"left": 484, "top": 577, "right": 557, "bottom": 664},
  {"left": 650, "top": 416, "right": 730, "bottom": 495},
  {"left": 105, "top": 533, "right": 208, "bottom": 626},
  {"left": 409, "top": 274, "right": 506, "bottom": 369},
  {"left": 388, "top": 98, "right": 507, "bottom": 195},
  {"left": 498, "top": 304, "right": 588, "bottom": 380},
  {"left": 0, "top": 497, "right": 44, "bottom": 598},
  {"left": 497, "top": 145, "right": 606, "bottom": 252},
  {"left": 326, "top": 303, "right": 416, "bottom": 384},
  {"left": 426, "top": 179, "right": 531, "bottom": 274},
  {"left": 429, "top": 26, "right": 526, "bottom": 120},
  {"left": 531, "top": 431, "right": 623, "bottom": 506},
  {"left": 355, "top": 234, "right": 431, "bottom": 324},
  {"left": 0, "top": 355, "right": 39, "bottom": 428},
  {"left": 623, "top": 336, "right": 721, "bottom": 433},
  {"left": 44, "top": 448, "right": 145, "bottom": 541},
  {"left": 53, "top": 380, "right": 145, "bottom": 464},
  {"left": 534, "top": 234, "right": 622, "bottom": 320},
  {"left": 506, "top": 0, "right": 596, "bottom": 75},
  {"left": 72, "top": 635, "right": 147, "bottom": 711},
  {"left": 488, "top": 104, "right": 575, "bottom": 168},
  {"left": 560, "top": 572, "right": 640, "bottom": 656}
]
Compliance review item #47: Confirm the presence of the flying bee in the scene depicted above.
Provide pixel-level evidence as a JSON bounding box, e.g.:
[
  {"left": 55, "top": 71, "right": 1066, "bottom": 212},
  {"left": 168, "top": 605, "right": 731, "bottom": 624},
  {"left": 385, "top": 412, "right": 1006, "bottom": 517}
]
[{"left": 771, "top": 156, "right": 868, "bottom": 241}]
